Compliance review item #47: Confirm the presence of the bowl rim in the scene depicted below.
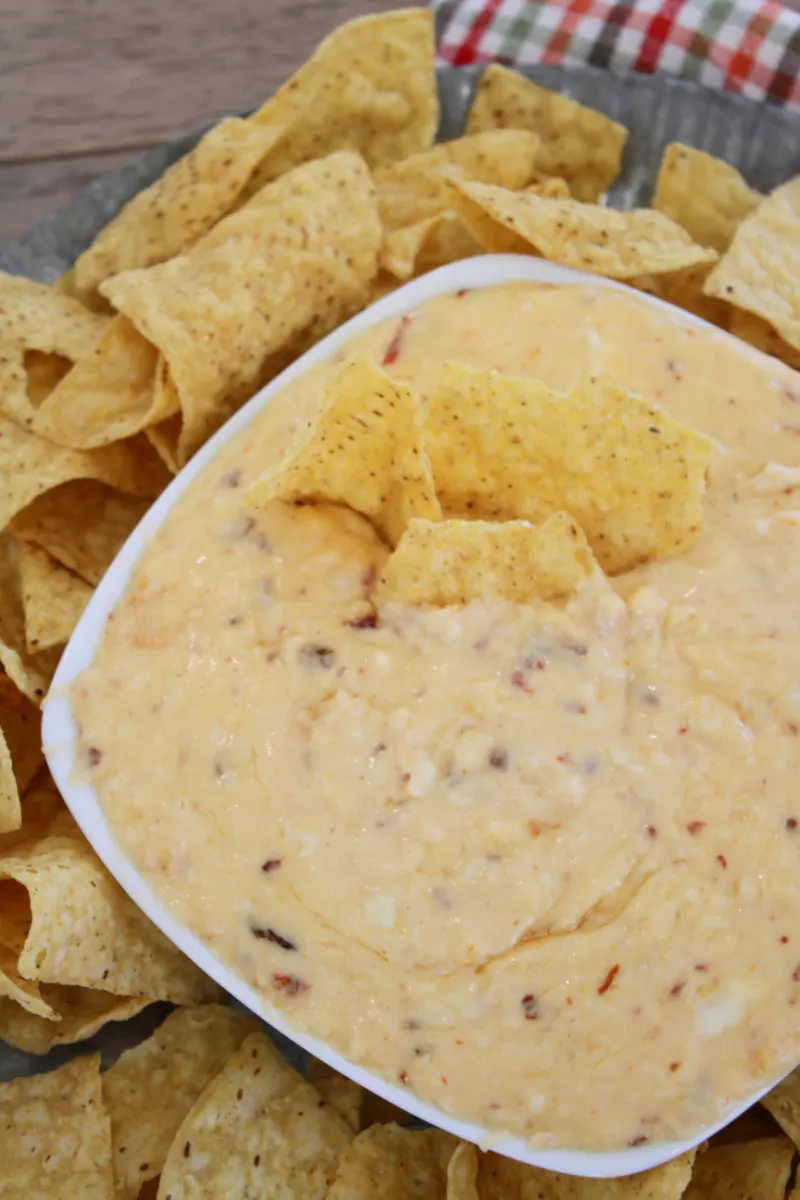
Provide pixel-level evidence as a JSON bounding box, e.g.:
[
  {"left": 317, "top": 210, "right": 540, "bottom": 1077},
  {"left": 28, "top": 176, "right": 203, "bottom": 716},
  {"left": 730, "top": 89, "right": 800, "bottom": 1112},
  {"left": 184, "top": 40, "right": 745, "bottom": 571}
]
[{"left": 41, "top": 254, "right": 786, "bottom": 1177}]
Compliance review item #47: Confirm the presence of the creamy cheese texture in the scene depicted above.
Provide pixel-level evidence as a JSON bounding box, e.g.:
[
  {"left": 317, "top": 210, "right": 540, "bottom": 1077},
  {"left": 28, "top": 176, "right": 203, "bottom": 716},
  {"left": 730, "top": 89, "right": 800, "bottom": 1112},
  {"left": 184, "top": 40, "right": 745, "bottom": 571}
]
[{"left": 71, "top": 284, "right": 800, "bottom": 1151}]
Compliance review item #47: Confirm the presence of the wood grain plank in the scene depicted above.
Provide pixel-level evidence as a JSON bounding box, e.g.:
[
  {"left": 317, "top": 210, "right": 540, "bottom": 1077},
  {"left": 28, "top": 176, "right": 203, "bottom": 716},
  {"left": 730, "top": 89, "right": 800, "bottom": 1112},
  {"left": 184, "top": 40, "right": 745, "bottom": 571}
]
[{"left": 0, "top": 0, "right": 405, "bottom": 163}]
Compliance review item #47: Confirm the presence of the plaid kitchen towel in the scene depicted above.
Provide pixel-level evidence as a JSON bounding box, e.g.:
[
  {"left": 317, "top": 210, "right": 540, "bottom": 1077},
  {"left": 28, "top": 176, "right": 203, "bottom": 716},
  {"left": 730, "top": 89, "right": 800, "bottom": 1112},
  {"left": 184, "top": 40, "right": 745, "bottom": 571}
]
[{"left": 433, "top": 0, "right": 800, "bottom": 108}]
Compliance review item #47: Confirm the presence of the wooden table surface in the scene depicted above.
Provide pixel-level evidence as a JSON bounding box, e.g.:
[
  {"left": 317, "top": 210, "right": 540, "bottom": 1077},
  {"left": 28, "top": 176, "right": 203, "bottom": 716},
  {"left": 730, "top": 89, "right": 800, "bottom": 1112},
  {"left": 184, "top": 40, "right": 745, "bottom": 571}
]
[{"left": 0, "top": 0, "right": 406, "bottom": 247}]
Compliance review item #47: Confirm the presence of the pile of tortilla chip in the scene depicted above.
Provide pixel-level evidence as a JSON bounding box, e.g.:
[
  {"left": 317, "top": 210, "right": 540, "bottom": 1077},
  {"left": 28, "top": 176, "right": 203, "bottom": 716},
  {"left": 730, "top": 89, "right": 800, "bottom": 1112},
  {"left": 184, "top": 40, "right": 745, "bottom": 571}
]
[
  {"left": 2, "top": 7, "right": 800, "bottom": 1193},
  {"left": 3, "top": 1004, "right": 800, "bottom": 1198}
]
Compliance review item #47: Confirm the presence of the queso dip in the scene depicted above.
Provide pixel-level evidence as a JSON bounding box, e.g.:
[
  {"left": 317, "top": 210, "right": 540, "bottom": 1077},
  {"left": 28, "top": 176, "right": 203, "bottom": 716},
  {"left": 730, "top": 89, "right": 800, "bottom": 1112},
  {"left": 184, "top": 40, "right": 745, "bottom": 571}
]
[{"left": 71, "top": 283, "right": 800, "bottom": 1150}]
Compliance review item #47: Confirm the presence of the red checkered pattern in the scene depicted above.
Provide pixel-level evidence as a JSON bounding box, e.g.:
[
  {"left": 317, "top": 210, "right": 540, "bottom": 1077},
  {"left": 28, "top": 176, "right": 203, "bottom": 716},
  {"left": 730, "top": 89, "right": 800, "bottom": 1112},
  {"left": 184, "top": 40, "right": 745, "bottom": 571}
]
[{"left": 434, "top": 0, "right": 800, "bottom": 109}]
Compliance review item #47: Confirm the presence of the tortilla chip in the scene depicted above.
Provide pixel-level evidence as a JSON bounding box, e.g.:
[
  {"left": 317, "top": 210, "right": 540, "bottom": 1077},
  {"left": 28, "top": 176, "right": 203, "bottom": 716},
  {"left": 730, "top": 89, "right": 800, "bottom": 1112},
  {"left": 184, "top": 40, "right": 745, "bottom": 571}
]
[
  {"left": 0, "top": 344, "right": 74, "bottom": 431},
  {"left": 683, "top": 1136, "right": 795, "bottom": 1200},
  {"left": 248, "top": 10, "right": 437, "bottom": 188},
  {"left": 19, "top": 541, "right": 93, "bottom": 653},
  {"left": 102, "top": 152, "right": 381, "bottom": 467},
  {"left": 0, "top": 270, "right": 109, "bottom": 358},
  {"left": 728, "top": 309, "right": 800, "bottom": 372},
  {"left": 375, "top": 130, "right": 541, "bottom": 231},
  {"left": 425, "top": 364, "right": 714, "bottom": 574},
  {"left": 380, "top": 212, "right": 480, "bottom": 281},
  {"left": 449, "top": 180, "right": 717, "bottom": 279},
  {"left": 634, "top": 263, "right": 733, "bottom": 329},
  {"left": 761, "top": 1067, "right": 800, "bottom": 1147},
  {"left": 377, "top": 514, "right": 595, "bottom": 606},
  {"left": 32, "top": 315, "right": 172, "bottom": 449},
  {"left": 465, "top": 65, "right": 627, "bottom": 202},
  {"left": 0, "top": 533, "right": 62, "bottom": 704},
  {"left": 0, "top": 1053, "right": 114, "bottom": 1198},
  {"left": 72, "top": 118, "right": 285, "bottom": 300},
  {"left": 0, "top": 729, "right": 20, "bottom": 835},
  {"left": 248, "top": 356, "right": 441, "bottom": 547},
  {"left": 10, "top": 479, "right": 149, "bottom": 586},
  {"left": 158, "top": 1031, "right": 353, "bottom": 1200},
  {"left": 0, "top": 988, "right": 151, "bottom": 1055},
  {"left": 526, "top": 175, "right": 571, "bottom": 199},
  {"left": 328, "top": 1124, "right": 458, "bottom": 1200},
  {"left": 653, "top": 143, "right": 761, "bottom": 254},
  {"left": 477, "top": 1148, "right": 696, "bottom": 1200},
  {"left": 448, "top": 1142, "right": 479, "bottom": 1200},
  {"left": 0, "top": 673, "right": 42, "bottom": 796},
  {"left": 306, "top": 1059, "right": 363, "bottom": 1132},
  {"left": 0, "top": 415, "right": 168, "bottom": 531},
  {"left": 103, "top": 1004, "right": 260, "bottom": 1200},
  {"left": 0, "top": 773, "right": 73, "bottom": 855},
  {"left": 704, "top": 178, "right": 800, "bottom": 351},
  {"left": 0, "top": 831, "right": 219, "bottom": 1003}
]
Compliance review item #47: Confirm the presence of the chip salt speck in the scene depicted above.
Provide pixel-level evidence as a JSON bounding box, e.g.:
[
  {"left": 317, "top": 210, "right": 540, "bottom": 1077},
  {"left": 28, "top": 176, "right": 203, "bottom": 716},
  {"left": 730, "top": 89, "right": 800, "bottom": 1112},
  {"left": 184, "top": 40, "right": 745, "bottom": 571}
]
[
  {"left": 157, "top": 1031, "right": 353, "bottom": 1200},
  {"left": 249, "top": 356, "right": 441, "bottom": 547},
  {"left": 377, "top": 514, "right": 595, "bottom": 606},
  {"left": 0, "top": 1053, "right": 114, "bottom": 1199},
  {"left": 465, "top": 64, "right": 627, "bottom": 202},
  {"left": 425, "top": 364, "right": 714, "bottom": 574}
]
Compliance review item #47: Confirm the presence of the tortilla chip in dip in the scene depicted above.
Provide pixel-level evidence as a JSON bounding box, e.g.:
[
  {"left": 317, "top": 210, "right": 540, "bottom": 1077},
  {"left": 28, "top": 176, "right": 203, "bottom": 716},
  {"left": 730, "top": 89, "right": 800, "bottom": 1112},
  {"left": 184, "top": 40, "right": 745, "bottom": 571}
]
[
  {"left": 425, "top": 364, "right": 714, "bottom": 573},
  {"left": 465, "top": 64, "right": 627, "bottom": 202},
  {"left": 72, "top": 118, "right": 285, "bottom": 301},
  {"left": 102, "top": 152, "right": 382, "bottom": 466},
  {"left": 377, "top": 514, "right": 595, "bottom": 606},
  {"left": 157, "top": 1031, "right": 354, "bottom": 1200},
  {"left": 0, "top": 1053, "right": 114, "bottom": 1198},
  {"left": 653, "top": 143, "right": 761, "bottom": 253},
  {"left": 247, "top": 9, "right": 437, "bottom": 188},
  {"left": 249, "top": 356, "right": 441, "bottom": 547},
  {"left": 449, "top": 180, "right": 717, "bottom": 279},
  {"left": 327, "top": 1123, "right": 458, "bottom": 1200},
  {"left": 704, "top": 177, "right": 800, "bottom": 352},
  {"left": 103, "top": 1004, "right": 260, "bottom": 1200}
]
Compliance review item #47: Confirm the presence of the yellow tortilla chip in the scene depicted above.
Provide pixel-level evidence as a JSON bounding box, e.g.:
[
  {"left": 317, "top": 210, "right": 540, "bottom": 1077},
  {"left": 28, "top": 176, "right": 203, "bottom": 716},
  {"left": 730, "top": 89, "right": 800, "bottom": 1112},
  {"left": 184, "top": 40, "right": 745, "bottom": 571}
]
[
  {"left": 0, "top": 773, "right": 73, "bottom": 856},
  {"left": 24, "top": 350, "right": 72, "bottom": 406},
  {"left": 0, "top": 673, "right": 42, "bottom": 796},
  {"left": 103, "top": 1004, "right": 260, "bottom": 1200},
  {"left": 761, "top": 1066, "right": 800, "bottom": 1147},
  {"left": 477, "top": 1147, "right": 696, "bottom": 1200},
  {"left": 465, "top": 64, "right": 628, "bottom": 202},
  {"left": 19, "top": 541, "right": 93, "bottom": 653},
  {"left": 10, "top": 479, "right": 149, "bottom": 586},
  {"left": 375, "top": 130, "right": 541, "bottom": 231},
  {"left": 377, "top": 514, "right": 595, "bottom": 606},
  {"left": 248, "top": 10, "right": 437, "bottom": 187},
  {"left": 33, "top": 315, "right": 172, "bottom": 449},
  {"left": 102, "top": 152, "right": 382, "bottom": 467},
  {"left": 448, "top": 1142, "right": 480, "bottom": 1200},
  {"left": 158, "top": 1031, "right": 354, "bottom": 1200},
  {"left": 728, "top": 309, "right": 800, "bottom": 372},
  {"left": 328, "top": 1124, "right": 458, "bottom": 1200},
  {"left": 425, "top": 364, "right": 714, "bottom": 574},
  {"left": 0, "top": 1053, "right": 114, "bottom": 1198},
  {"left": 0, "top": 729, "right": 20, "bottom": 835},
  {"left": 0, "top": 830, "right": 220, "bottom": 1003},
  {"left": 380, "top": 212, "right": 480, "bottom": 281},
  {"left": 248, "top": 356, "right": 441, "bottom": 547},
  {"left": 0, "top": 533, "right": 61, "bottom": 704},
  {"left": 633, "top": 264, "right": 733, "bottom": 329},
  {"left": 704, "top": 178, "right": 800, "bottom": 351},
  {"left": 0, "top": 270, "right": 109, "bottom": 358},
  {"left": 0, "top": 343, "right": 33, "bottom": 429},
  {"left": 0, "top": 988, "right": 151, "bottom": 1054},
  {"left": 306, "top": 1059, "right": 363, "bottom": 1133},
  {"left": 653, "top": 143, "right": 761, "bottom": 254},
  {"left": 526, "top": 175, "right": 571, "bottom": 199},
  {"left": 72, "top": 118, "right": 285, "bottom": 300},
  {"left": 449, "top": 179, "right": 717, "bottom": 279},
  {"left": 683, "top": 1136, "right": 795, "bottom": 1200},
  {"left": 0, "top": 412, "right": 168, "bottom": 531}
]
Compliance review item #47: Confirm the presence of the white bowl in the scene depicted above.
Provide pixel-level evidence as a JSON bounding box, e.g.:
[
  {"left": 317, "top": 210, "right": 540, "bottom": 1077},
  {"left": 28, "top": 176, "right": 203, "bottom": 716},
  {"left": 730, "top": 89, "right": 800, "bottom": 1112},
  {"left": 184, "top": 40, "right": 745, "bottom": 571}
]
[{"left": 42, "top": 255, "right": 786, "bottom": 1178}]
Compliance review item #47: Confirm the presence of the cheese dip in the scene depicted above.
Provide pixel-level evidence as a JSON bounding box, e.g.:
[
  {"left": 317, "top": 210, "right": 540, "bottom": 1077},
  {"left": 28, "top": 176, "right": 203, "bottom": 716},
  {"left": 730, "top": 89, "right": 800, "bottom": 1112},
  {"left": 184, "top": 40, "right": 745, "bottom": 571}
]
[{"left": 71, "top": 283, "right": 800, "bottom": 1150}]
